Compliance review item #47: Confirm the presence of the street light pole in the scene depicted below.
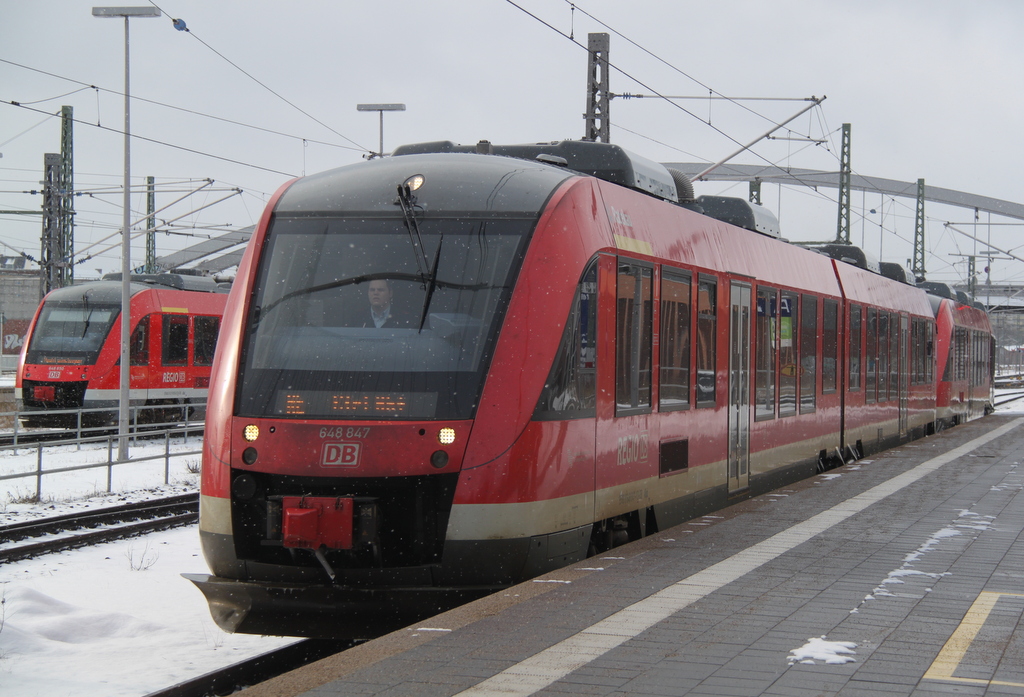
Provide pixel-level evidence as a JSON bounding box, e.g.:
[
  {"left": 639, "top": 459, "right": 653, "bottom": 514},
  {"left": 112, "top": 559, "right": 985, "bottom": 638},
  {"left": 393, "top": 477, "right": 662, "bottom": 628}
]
[
  {"left": 356, "top": 103, "right": 406, "bottom": 158},
  {"left": 92, "top": 6, "right": 160, "bottom": 460}
]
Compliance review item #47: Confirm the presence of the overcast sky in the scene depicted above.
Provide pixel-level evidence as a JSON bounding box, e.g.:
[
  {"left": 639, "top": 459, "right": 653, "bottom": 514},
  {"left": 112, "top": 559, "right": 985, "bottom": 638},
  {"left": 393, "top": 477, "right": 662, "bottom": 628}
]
[{"left": 3, "top": 1, "right": 1023, "bottom": 285}]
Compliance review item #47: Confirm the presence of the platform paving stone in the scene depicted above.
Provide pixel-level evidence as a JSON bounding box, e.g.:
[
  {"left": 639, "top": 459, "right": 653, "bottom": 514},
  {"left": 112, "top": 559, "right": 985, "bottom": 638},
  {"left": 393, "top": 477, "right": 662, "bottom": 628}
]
[{"left": 243, "top": 416, "right": 1024, "bottom": 697}]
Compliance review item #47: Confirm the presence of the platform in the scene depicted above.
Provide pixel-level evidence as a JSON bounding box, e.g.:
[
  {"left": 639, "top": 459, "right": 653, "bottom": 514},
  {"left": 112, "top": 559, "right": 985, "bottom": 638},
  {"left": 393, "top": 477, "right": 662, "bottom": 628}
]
[{"left": 241, "top": 414, "right": 1024, "bottom": 697}]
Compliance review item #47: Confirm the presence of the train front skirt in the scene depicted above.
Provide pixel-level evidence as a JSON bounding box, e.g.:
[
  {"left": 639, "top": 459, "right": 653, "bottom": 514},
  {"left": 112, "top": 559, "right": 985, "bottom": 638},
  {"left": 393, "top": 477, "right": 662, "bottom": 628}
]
[{"left": 182, "top": 573, "right": 497, "bottom": 639}]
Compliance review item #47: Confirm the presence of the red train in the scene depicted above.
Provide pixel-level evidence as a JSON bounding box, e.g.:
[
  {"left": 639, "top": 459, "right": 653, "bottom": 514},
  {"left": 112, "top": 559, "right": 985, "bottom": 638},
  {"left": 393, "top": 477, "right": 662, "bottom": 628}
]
[
  {"left": 186, "top": 140, "right": 994, "bottom": 638},
  {"left": 16, "top": 273, "right": 228, "bottom": 426}
]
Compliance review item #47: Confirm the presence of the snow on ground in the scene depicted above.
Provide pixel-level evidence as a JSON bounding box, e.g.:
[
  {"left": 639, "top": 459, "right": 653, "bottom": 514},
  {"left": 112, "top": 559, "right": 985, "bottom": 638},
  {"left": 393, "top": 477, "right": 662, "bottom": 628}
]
[
  {"left": 0, "top": 437, "right": 296, "bottom": 696},
  {"left": 0, "top": 527, "right": 296, "bottom": 696},
  {"left": 788, "top": 636, "right": 857, "bottom": 665},
  {"left": 0, "top": 394, "right": 1022, "bottom": 696}
]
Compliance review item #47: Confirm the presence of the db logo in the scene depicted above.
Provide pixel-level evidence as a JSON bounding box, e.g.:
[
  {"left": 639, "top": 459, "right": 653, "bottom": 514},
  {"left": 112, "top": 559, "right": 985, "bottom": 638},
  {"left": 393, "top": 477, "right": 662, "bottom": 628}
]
[
  {"left": 48, "top": 368, "right": 62, "bottom": 379},
  {"left": 322, "top": 442, "right": 360, "bottom": 467}
]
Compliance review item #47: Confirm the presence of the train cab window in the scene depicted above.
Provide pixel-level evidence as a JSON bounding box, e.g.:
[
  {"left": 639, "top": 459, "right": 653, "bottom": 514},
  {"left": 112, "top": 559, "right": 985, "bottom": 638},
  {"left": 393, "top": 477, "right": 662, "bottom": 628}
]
[
  {"left": 162, "top": 315, "right": 189, "bottom": 366},
  {"left": 129, "top": 315, "right": 150, "bottom": 366},
  {"left": 755, "top": 288, "right": 777, "bottom": 421},
  {"left": 778, "top": 292, "right": 798, "bottom": 417},
  {"left": 695, "top": 276, "right": 717, "bottom": 408},
  {"left": 536, "top": 262, "right": 598, "bottom": 419},
  {"left": 866, "top": 307, "right": 877, "bottom": 403},
  {"left": 193, "top": 316, "right": 220, "bottom": 367},
  {"left": 822, "top": 299, "right": 838, "bottom": 393},
  {"left": 659, "top": 270, "right": 691, "bottom": 411},
  {"left": 849, "top": 304, "right": 862, "bottom": 390},
  {"left": 799, "top": 294, "right": 817, "bottom": 413},
  {"left": 616, "top": 261, "right": 653, "bottom": 414},
  {"left": 877, "top": 311, "right": 889, "bottom": 402}
]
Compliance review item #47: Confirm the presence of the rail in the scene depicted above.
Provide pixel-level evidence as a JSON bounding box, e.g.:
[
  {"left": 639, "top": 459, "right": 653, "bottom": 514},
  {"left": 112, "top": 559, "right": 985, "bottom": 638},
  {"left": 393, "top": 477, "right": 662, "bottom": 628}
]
[{"left": 0, "top": 493, "right": 199, "bottom": 563}]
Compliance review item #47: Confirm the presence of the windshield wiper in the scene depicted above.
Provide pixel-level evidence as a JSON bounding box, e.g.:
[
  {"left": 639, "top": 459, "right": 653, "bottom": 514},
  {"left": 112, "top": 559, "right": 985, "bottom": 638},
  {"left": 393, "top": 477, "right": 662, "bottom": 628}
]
[
  {"left": 417, "top": 236, "right": 442, "bottom": 332},
  {"left": 80, "top": 294, "right": 91, "bottom": 339},
  {"left": 396, "top": 183, "right": 430, "bottom": 278}
]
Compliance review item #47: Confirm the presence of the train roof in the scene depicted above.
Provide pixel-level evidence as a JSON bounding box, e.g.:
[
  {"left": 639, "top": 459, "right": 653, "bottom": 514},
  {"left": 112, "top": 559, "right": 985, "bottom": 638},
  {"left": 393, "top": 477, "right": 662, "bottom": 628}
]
[
  {"left": 393, "top": 139, "right": 678, "bottom": 202},
  {"left": 274, "top": 150, "right": 573, "bottom": 217},
  {"left": 391, "top": 139, "right": 782, "bottom": 239},
  {"left": 43, "top": 274, "right": 226, "bottom": 304},
  {"left": 797, "top": 243, "right": 881, "bottom": 273},
  {"left": 101, "top": 272, "right": 228, "bottom": 293}
]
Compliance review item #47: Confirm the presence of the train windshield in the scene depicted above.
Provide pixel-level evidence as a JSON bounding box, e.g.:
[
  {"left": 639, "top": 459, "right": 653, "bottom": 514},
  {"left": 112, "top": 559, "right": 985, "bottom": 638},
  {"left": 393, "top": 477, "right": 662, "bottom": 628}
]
[
  {"left": 237, "top": 216, "right": 531, "bottom": 420},
  {"left": 25, "top": 301, "right": 120, "bottom": 365}
]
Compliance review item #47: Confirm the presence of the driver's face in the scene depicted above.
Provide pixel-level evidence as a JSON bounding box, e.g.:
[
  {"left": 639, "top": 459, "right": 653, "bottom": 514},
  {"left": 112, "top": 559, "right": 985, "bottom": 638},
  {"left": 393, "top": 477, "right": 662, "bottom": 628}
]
[{"left": 368, "top": 280, "right": 392, "bottom": 310}]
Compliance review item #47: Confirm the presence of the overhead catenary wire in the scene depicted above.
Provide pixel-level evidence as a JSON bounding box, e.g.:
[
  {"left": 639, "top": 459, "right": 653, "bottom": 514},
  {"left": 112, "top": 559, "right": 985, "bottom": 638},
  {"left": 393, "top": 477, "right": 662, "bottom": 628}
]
[
  {"left": 144, "top": 2, "right": 370, "bottom": 153},
  {"left": 4, "top": 100, "right": 297, "bottom": 177},
  {"left": 0, "top": 58, "right": 361, "bottom": 153},
  {"left": 503, "top": 1, "right": 846, "bottom": 209}
]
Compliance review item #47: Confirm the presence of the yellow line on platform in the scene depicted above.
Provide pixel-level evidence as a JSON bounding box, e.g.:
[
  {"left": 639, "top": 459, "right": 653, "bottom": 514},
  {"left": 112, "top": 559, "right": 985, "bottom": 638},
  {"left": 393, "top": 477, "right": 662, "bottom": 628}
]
[{"left": 923, "top": 591, "right": 1024, "bottom": 688}]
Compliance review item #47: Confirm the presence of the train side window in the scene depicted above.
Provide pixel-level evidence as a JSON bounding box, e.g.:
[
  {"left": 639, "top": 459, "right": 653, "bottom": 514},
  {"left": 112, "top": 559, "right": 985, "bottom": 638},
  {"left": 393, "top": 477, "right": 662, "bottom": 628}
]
[
  {"left": 778, "top": 292, "right": 797, "bottom": 417},
  {"left": 695, "top": 276, "right": 717, "bottom": 408},
  {"left": 877, "top": 311, "right": 888, "bottom": 401},
  {"left": 616, "top": 261, "right": 653, "bottom": 414},
  {"left": 849, "top": 304, "right": 862, "bottom": 390},
  {"left": 929, "top": 319, "right": 937, "bottom": 382},
  {"left": 162, "top": 315, "right": 189, "bottom": 366},
  {"left": 130, "top": 315, "right": 150, "bottom": 366},
  {"left": 888, "top": 312, "right": 899, "bottom": 401},
  {"left": 958, "top": 327, "right": 968, "bottom": 380},
  {"left": 822, "top": 298, "right": 838, "bottom": 393},
  {"left": 866, "top": 307, "right": 877, "bottom": 402},
  {"left": 536, "top": 261, "right": 598, "bottom": 419},
  {"left": 972, "top": 331, "right": 981, "bottom": 387},
  {"left": 799, "top": 294, "right": 817, "bottom": 413},
  {"left": 659, "top": 269, "right": 691, "bottom": 411},
  {"left": 755, "top": 287, "right": 777, "bottom": 421},
  {"left": 917, "top": 317, "right": 925, "bottom": 382},
  {"left": 193, "top": 316, "right": 221, "bottom": 367}
]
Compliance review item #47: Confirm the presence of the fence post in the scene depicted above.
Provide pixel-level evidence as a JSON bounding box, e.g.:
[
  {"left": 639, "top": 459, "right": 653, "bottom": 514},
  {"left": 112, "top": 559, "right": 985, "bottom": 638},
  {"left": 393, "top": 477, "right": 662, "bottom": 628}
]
[
  {"left": 36, "top": 441, "right": 43, "bottom": 500},
  {"left": 165, "top": 430, "right": 171, "bottom": 484},
  {"left": 107, "top": 435, "right": 114, "bottom": 492}
]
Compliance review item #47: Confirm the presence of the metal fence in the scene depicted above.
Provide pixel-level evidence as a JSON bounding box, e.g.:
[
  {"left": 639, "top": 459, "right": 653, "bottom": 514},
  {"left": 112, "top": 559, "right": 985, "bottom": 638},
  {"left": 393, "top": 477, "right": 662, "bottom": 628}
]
[{"left": 0, "top": 403, "right": 205, "bottom": 500}]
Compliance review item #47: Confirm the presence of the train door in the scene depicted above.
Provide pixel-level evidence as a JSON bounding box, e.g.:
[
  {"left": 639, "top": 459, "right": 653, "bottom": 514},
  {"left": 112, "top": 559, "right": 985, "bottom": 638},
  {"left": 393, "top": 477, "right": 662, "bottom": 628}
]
[
  {"left": 728, "top": 282, "right": 751, "bottom": 493},
  {"left": 899, "top": 314, "right": 909, "bottom": 437}
]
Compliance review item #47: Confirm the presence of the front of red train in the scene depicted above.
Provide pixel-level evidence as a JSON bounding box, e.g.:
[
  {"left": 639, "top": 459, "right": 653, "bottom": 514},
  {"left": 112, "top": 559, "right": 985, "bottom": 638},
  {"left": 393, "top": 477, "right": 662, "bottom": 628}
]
[
  {"left": 187, "top": 151, "right": 575, "bottom": 637},
  {"left": 16, "top": 282, "right": 132, "bottom": 427}
]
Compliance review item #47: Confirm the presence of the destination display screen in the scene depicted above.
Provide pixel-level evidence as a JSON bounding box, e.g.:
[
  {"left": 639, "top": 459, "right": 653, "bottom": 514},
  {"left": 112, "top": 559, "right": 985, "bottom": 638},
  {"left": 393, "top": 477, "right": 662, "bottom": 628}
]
[{"left": 273, "top": 390, "right": 438, "bottom": 418}]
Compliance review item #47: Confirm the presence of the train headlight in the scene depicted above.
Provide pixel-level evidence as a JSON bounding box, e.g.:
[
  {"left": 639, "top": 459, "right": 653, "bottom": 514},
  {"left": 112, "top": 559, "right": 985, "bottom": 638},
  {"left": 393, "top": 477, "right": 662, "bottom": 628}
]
[
  {"left": 430, "top": 450, "right": 449, "bottom": 469},
  {"left": 243, "top": 424, "right": 259, "bottom": 442},
  {"left": 403, "top": 174, "right": 425, "bottom": 191},
  {"left": 438, "top": 427, "right": 455, "bottom": 445}
]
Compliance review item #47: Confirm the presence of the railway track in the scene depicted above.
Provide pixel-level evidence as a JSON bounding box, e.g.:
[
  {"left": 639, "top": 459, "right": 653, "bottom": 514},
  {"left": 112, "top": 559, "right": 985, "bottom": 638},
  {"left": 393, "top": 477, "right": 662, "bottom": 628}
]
[
  {"left": 996, "top": 389, "right": 1024, "bottom": 407},
  {"left": 0, "top": 492, "right": 199, "bottom": 563}
]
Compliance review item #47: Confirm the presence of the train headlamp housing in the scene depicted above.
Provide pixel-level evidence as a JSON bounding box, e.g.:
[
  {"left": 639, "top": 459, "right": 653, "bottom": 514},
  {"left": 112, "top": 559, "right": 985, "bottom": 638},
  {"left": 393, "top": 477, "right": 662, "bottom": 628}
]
[
  {"left": 438, "top": 427, "right": 456, "bottom": 445},
  {"left": 243, "top": 424, "right": 260, "bottom": 442},
  {"left": 403, "top": 174, "right": 425, "bottom": 192}
]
